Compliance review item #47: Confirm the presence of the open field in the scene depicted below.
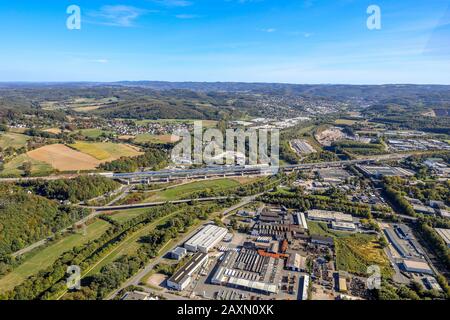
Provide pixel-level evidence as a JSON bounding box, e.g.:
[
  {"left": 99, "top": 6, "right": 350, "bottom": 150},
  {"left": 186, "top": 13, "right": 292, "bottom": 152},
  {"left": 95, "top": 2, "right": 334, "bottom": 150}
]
[
  {"left": 77, "top": 129, "right": 113, "bottom": 139},
  {"left": 84, "top": 211, "right": 180, "bottom": 277},
  {"left": 134, "top": 134, "right": 180, "bottom": 144},
  {"left": 107, "top": 208, "right": 150, "bottom": 224},
  {"left": 73, "top": 106, "right": 102, "bottom": 112},
  {"left": 134, "top": 119, "right": 217, "bottom": 128},
  {"left": 0, "top": 132, "right": 30, "bottom": 149},
  {"left": 70, "top": 142, "right": 142, "bottom": 161},
  {"left": 142, "top": 178, "right": 241, "bottom": 202},
  {"left": 69, "top": 97, "right": 118, "bottom": 112},
  {"left": 43, "top": 128, "right": 62, "bottom": 134},
  {"left": 308, "top": 222, "right": 393, "bottom": 278},
  {"left": 0, "top": 153, "right": 54, "bottom": 177},
  {"left": 335, "top": 119, "right": 358, "bottom": 125},
  {"left": 0, "top": 220, "right": 110, "bottom": 294},
  {"left": 27, "top": 144, "right": 102, "bottom": 171},
  {"left": 335, "top": 235, "right": 393, "bottom": 278}
]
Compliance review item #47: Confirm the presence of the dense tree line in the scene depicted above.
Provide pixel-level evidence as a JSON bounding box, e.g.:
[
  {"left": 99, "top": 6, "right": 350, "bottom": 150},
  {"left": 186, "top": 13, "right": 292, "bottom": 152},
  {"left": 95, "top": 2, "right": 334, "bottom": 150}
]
[
  {"left": 19, "top": 176, "right": 120, "bottom": 203},
  {"left": 187, "top": 175, "right": 283, "bottom": 199},
  {"left": 382, "top": 184, "right": 416, "bottom": 217},
  {"left": 0, "top": 184, "right": 90, "bottom": 257},
  {"left": 60, "top": 201, "right": 235, "bottom": 300},
  {"left": 0, "top": 204, "right": 184, "bottom": 300},
  {"left": 332, "top": 140, "right": 386, "bottom": 156},
  {"left": 416, "top": 220, "right": 450, "bottom": 271},
  {"left": 258, "top": 192, "right": 371, "bottom": 218},
  {"left": 375, "top": 278, "right": 447, "bottom": 300},
  {"left": 385, "top": 176, "right": 449, "bottom": 207},
  {"left": 0, "top": 199, "right": 236, "bottom": 300},
  {"left": 100, "top": 148, "right": 168, "bottom": 172}
]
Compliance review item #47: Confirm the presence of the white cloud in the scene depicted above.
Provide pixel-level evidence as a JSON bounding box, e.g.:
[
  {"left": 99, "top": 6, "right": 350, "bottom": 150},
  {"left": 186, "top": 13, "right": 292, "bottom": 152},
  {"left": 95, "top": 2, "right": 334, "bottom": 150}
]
[
  {"left": 88, "top": 5, "right": 149, "bottom": 27},
  {"left": 151, "top": 0, "right": 192, "bottom": 7},
  {"left": 261, "top": 28, "right": 276, "bottom": 33},
  {"left": 92, "top": 59, "right": 109, "bottom": 64},
  {"left": 175, "top": 14, "right": 200, "bottom": 19}
]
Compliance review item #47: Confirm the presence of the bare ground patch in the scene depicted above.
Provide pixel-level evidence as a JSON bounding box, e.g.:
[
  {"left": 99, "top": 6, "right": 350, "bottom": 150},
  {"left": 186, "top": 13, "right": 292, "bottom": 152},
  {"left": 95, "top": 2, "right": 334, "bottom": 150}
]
[{"left": 27, "top": 144, "right": 101, "bottom": 171}]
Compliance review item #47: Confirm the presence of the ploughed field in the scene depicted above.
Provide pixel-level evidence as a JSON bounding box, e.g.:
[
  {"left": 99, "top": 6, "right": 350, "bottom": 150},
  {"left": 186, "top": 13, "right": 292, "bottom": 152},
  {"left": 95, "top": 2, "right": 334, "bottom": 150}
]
[{"left": 26, "top": 143, "right": 142, "bottom": 171}]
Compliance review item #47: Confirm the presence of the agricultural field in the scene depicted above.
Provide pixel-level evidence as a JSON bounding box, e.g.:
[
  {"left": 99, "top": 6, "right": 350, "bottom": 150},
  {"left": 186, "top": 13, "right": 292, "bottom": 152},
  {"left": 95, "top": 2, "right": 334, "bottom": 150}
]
[
  {"left": 69, "top": 142, "right": 142, "bottom": 161},
  {"left": 76, "top": 129, "right": 114, "bottom": 139},
  {"left": 135, "top": 119, "right": 218, "bottom": 128},
  {"left": 0, "top": 132, "right": 30, "bottom": 149},
  {"left": 0, "top": 153, "right": 54, "bottom": 177},
  {"left": 69, "top": 97, "right": 118, "bottom": 113},
  {"left": 43, "top": 128, "right": 63, "bottom": 134},
  {"left": 142, "top": 178, "right": 242, "bottom": 202},
  {"left": 0, "top": 220, "right": 110, "bottom": 293},
  {"left": 134, "top": 134, "right": 180, "bottom": 144},
  {"left": 335, "top": 119, "right": 358, "bottom": 125},
  {"left": 27, "top": 144, "right": 102, "bottom": 171}
]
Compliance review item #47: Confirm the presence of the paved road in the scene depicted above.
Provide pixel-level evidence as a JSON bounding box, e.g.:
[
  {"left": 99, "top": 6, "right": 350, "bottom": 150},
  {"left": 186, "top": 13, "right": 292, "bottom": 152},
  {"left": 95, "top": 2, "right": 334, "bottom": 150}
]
[
  {"left": 1, "top": 153, "right": 413, "bottom": 183},
  {"left": 85, "top": 196, "right": 237, "bottom": 211},
  {"left": 106, "top": 224, "right": 205, "bottom": 300},
  {"left": 11, "top": 209, "right": 99, "bottom": 258},
  {"left": 12, "top": 195, "right": 240, "bottom": 258},
  {"left": 106, "top": 194, "right": 259, "bottom": 300}
]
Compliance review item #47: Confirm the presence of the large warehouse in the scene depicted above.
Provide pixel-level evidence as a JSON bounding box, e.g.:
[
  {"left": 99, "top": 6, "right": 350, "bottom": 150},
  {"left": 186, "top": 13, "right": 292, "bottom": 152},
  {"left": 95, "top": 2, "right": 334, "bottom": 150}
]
[
  {"left": 435, "top": 228, "right": 450, "bottom": 248},
  {"left": 167, "top": 252, "right": 209, "bottom": 291},
  {"left": 307, "top": 210, "right": 353, "bottom": 223},
  {"left": 184, "top": 224, "right": 228, "bottom": 253},
  {"left": 401, "top": 259, "right": 433, "bottom": 275}
]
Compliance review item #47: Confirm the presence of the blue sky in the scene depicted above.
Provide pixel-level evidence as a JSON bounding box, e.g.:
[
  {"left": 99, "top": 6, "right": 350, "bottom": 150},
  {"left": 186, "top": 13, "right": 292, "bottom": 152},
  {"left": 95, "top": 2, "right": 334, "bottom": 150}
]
[{"left": 0, "top": 0, "right": 449, "bottom": 84}]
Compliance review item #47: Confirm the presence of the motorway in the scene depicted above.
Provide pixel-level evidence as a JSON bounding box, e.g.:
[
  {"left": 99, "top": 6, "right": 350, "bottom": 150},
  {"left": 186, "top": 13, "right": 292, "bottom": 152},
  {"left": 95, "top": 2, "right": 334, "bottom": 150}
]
[
  {"left": 0, "top": 153, "right": 411, "bottom": 184},
  {"left": 107, "top": 153, "right": 412, "bottom": 183}
]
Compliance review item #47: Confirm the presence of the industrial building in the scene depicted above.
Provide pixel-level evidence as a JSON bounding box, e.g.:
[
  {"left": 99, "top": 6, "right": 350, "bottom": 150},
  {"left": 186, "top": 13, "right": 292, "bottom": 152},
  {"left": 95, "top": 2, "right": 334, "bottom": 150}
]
[
  {"left": 311, "top": 235, "right": 334, "bottom": 247},
  {"left": 307, "top": 210, "right": 353, "bottom": 223},
  {"left": 338, "top": 276, "right": 348, "bottom": 293},
  {"left": 422, "top": 276, "right": 443, "bottom": 292},
  {"left": 357, "top": 165, "right": 414, "bottom": 178},
  {"left": 412, "top": 204, "right": 436, "bottom": 215},
  {"left": 210, "top": 249, "right": 281, "bottom": 296},
  {"left": 401, "top": 259, "right": 433, "bottom": 275},
  {"left": 169, "top": 247, "right": 187, "bottom": 261},
  {"left": 285, "top": 253, "right": 307, "bottom": 272},
  {"left": 331, "top": 221, "right": 356, "bottom": 232},
  {"left": 299, "top": 275, "right": 310, "bottom": 301},
  {"left": 121, "top": 291, "right": 156, "bottom": 300},
  {"left": 184, "top": 225, "right": 228, "bottom": 253},
  {"left": 167, "top": 252, "right": 209, "bottom": 291},
  {"left": 316, "top": 167, "right": 351, "bottom": 184},
  {"left": 435, "top": 228, "right": 450, "bottom": 248},
  {"left": 295, "top": 212, "right": 308, "bottom": 230}
]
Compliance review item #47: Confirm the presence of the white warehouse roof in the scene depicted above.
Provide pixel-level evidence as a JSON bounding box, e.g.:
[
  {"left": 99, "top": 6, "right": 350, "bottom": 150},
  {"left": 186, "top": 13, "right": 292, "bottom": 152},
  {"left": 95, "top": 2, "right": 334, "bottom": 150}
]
[{"left": 185, "top": 225, "right": 228, "bottom": 252}]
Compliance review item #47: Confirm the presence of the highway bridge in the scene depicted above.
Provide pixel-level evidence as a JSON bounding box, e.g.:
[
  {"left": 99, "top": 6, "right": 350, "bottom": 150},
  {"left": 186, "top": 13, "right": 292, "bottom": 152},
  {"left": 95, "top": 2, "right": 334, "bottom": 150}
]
[{"left": 106, "top": 153, "right": 409, "bottom": 183}]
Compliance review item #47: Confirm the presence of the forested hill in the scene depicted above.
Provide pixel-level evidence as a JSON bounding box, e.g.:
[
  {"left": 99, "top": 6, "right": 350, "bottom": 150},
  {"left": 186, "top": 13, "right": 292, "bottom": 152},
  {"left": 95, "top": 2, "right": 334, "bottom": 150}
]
[
  {"left": 18, "top": 176, "right": 120, "bottom": 203},
  {"left": 0, "top": 82, "right": 448, "bottom": 120},
  {"left": 0, "top": 184, "right": 89, "bottom": 256}
]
